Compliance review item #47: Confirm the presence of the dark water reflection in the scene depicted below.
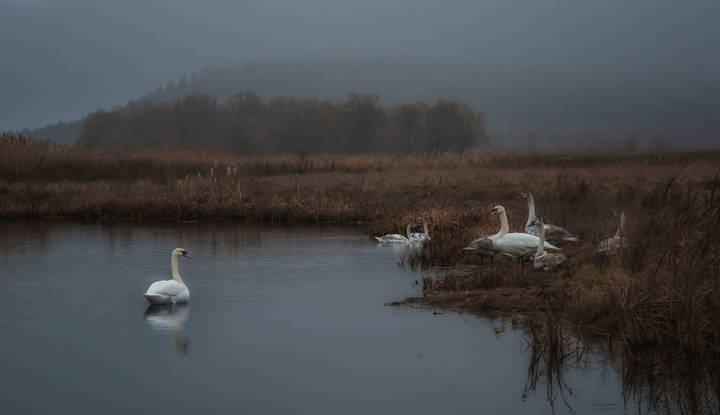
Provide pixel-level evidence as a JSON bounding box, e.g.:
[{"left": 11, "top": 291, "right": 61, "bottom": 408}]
[{"left": 0, "top": 221, "right": 709, "bottom": 414}]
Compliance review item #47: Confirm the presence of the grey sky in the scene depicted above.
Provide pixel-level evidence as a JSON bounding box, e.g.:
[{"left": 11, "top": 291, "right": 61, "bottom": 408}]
[{"left": 2, "top": 0, "right": 719, "bottom": 131}]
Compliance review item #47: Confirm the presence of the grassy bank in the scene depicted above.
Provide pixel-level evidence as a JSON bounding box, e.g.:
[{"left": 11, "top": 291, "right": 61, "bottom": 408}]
[{"left": 2, "top": 133, "right": 720, "bottom": 353}]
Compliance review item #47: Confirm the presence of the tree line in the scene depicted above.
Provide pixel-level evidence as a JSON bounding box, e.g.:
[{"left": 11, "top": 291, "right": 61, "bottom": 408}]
[{"left": 78, "top": 93, "right": 488, "bottom": 154}]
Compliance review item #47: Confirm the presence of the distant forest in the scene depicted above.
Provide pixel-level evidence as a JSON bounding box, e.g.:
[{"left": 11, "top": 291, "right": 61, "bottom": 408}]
[
  {"left": 78, "top": 93, "right": 487, "bottom": 154},
  {"left": 19, "top": 58, "right": 720, "bottom": 151}
]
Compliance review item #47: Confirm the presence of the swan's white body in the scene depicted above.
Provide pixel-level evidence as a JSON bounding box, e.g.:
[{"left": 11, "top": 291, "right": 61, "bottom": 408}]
[
  {"left": 489, "top": 206, "right": 561, "bottom": 258},
  {"left": 532, "top": 216, "right": 568, "bottom": 271},
  {"left": 521, "top": 191, "right": 579, "bottom": 245},
  {"left": 409, "top": 215, "right": 432, "bottom": 242},
  {"left": 376, "top": 223, "right": 414, "bottom": 244},
  {"left": 144, "top": 248, "right": 190, "bottom": 304}
]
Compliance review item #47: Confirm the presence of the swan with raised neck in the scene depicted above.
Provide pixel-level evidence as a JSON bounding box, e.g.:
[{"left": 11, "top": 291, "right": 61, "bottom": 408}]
[
  {"left": 615, "top": 211, "right": 626, "bottom": 238},
  {"left": 597, "top": 210, "right": 628, "bottom": 255},
  {"left": 488, "top": 205, "right": 561, "bottom": 259},
  {"left": 171, "top": 248, "right": 188, "bottom": 284},
  {"left": 531, "top": 216, "right": 568, "bottom": 271},
  {"left": 520, "top": 191, "right": 537, "bottom": 229},
  {"left": 520, "top": 191, "right": 580, "bottom": 244},
  {"left": 490, "top": 205, "right": 510, "bottom": 238},
  {"left": 144, "top": 248, "right": 191, "bottom": 304},
  {"left": 410, "top": 214, "right": 432, "bottom": 242}
]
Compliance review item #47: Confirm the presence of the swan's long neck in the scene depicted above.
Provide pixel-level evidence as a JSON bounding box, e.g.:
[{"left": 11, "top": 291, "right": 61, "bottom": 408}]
[
  {"left": 615, "top": 212, "right": 625, "bottom": 237},
  {"left": 536, "top": 222, "right": 546, "bottom": 257},
  {"left": 406, "top": 223, "right": 413, "bottom": 239},
  {"left": 422, "top": 218, "right": 429, "bottom": 236},
  {"left": 171, "top": 255, "right": 184, "bottom": 284},
  {"left": 498, "top": 210, "right": 509, "bottom": 237},
  {"left": 526, "top": 193, "right": 536, "bottom": 226}
]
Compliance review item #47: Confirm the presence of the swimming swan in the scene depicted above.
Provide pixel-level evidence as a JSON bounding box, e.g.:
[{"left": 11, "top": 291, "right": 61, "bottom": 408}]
[
  {"left": 531, "top": 216, "right": 569, "bottom": 271},
  {"left": 144, "top": 248, "right": 191, "bottom": 304},
  {"left": 375, "top": 223, "right": 414, "bottom": 244},
  {"left": 410, "top": 214, "right": 432, "bottom": 242},
  {"left": 489, "top": 205, "right": 561, "bottom": 259},
  {"left": 520, "top": 191, "right": 579, "bottom": 245}
]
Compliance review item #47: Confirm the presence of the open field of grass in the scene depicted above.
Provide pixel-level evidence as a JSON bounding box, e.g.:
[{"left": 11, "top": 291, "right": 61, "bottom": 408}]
[{"left": 2, "top": 133, "right": 720, "bottom": 353}]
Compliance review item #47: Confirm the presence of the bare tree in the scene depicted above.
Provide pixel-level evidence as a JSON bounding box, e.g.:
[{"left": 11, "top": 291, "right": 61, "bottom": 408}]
[
  {"left": 343, "top": 94, "right": 385, "bottom": 153},
  {"left": 397, "top": 102, "right": 428, "bottom": 154}
]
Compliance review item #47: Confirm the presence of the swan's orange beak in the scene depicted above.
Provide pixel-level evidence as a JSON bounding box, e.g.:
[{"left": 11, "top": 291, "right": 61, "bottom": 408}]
[
  {"left": 182, "top": 252, "right": 191, "bottom": 259},
  {"left": 490, "top": 209, "right": 497, "bottom": 216}
]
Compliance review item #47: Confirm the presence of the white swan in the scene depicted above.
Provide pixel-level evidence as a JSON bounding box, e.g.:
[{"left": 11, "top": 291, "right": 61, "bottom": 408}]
[
  {"left": 597, "top": 210, "right": 628, "bottom": 255},
  {"left": 531, "top": 216, "right": 569, "bottom": 271},
  {"left": 144, "top": 248, "right": 191, "bottom": 304},
  {"left": 409, "top": 214, "right": 432, "bottom": 242},
  {"left": 375, "top": 223, "right": 414, "bottom": 244},
  {"left": 520, "top": 191, "right": 579, "bottom": 245},
  {"left": 489, "top": 205, "right": 561, "bottom": 259}
]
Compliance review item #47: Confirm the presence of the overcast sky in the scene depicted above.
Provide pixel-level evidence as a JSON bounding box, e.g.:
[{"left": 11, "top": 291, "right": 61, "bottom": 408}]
[{"left": 2, "top": 0, "right": 719, "bottom": 131}]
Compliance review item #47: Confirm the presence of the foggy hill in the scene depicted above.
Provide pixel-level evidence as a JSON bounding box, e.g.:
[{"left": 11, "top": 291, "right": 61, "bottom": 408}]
[{"left": 24, "top": 57, "right": 720, "bottom": 151}]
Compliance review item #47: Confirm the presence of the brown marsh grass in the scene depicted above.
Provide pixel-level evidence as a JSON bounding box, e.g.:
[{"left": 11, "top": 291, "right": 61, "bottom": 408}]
[{"left": 2, "top": 133, "right": 720, "bottom": 354}]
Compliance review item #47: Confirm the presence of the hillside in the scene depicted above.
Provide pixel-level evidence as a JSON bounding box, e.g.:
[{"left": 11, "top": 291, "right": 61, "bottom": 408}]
[{"left": 22, "top": 57, "right": 720, "bottom": 151}]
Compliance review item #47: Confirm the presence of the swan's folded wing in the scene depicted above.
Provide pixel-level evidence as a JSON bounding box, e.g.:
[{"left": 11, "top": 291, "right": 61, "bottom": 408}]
[
  {"left": 463, "top": 237, "right": 494, "bottom": 251},
  {"left": 545, "top": 225, "right": 580, "bottom": 242},
  {"left": 377, "top": 234, "right": 408, "bottom": 243},
  {"left": 537, "top": 253, "right": 568, "bottom": 270},
  {"left": 146, "top": 280, "right": 186, "bottom": 297}
]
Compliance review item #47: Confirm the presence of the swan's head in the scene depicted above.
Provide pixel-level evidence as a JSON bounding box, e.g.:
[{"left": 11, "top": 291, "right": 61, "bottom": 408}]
[
  {"left": 519, "top": 191, "right": 530, "bottom": 199},
  {"left": 422, "top": 214, "right": 433, "bottom": 221},
  {"left": 490, "top": 205, "right": 505, "bottom": 216},
  {"left": 172, "top": 248, "right": 191, "bottom": 259},
  {"left": 533, "top": 215, "right": 545, "bottom": 227}
]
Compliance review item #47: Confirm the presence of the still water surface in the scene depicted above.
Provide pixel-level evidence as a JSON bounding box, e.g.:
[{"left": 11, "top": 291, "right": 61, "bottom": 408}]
[{"left": 0, "top": 222, "right": 626, "bottom": 414}]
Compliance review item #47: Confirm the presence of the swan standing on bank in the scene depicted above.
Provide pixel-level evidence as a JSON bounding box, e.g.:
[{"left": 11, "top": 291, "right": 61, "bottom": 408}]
[
  {"left": 597, "top": 210, "right": 628, "bottom": 255},
  {"left": 531, "top": 216, "right": 569, "bottom": 271},
  {"left": 463, "top": 234, "right": 497, "bottom": 264},
  {"left": 520, "top": 191, "right": 579, "bottom": 245},
  {"left": 410, "top": 215, "right": 432, "bottom": 243},
  {"left": 463, "top": 213, "right": 501, "bottom": 263},
  {"left": 144, "top": 248, "right": 191, "bottom": 304},
  {"left": 488, "top": 205, "right": 561, "bottom": 259},
  {"left": 375, "top": 223, "right": 414, "bottom": 244}
]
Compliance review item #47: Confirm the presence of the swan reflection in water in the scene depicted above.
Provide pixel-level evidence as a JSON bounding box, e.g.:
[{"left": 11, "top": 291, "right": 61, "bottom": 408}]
[{"left": 143, "top": 304, "right": 191, "bottom": 356}]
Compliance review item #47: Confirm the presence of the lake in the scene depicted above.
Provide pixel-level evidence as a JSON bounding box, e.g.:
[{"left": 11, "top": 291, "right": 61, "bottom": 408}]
[{"left": 0, "top": 221, "right": 632, "bottom": 414}]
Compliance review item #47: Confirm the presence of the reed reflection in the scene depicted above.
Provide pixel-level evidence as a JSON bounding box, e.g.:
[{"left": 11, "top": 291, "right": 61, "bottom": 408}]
[{"left": 523, "top": 313, "right": 720, "bottom": 414}]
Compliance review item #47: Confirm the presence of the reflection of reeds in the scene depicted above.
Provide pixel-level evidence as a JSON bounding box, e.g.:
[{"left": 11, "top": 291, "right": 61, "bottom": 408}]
[
  {"left": 523, "top": 308, "right": 583, "bottom": 414},
  {"left": 523, "top": 314, "right": 720, "bottom": 414},
  {"left": 621, "top": 348, "right": 720, "bottom": 414}
]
